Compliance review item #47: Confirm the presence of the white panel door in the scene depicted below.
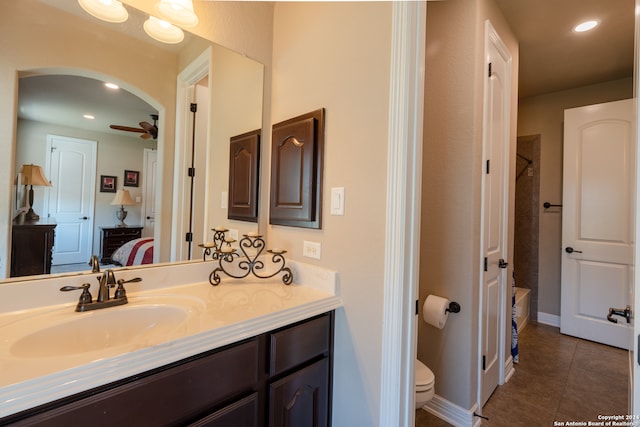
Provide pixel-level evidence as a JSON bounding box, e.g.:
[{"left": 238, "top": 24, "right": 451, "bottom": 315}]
[
  {"left": 46, "top": 135, "right": 97, "bottom": 265},
  {"left": 561, "top": 98, "right": 634, "bottom": 349},
  {"left": 142, "top": 148, "right": 157, "bottom": 238},
  {"left": 479, "top": 21, "right": 512, "bottom": 408}
]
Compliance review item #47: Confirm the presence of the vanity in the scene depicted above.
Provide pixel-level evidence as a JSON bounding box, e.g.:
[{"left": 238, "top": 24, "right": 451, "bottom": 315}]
[{"left": 0, "top": 260, "right": 341, "bottom": 426}]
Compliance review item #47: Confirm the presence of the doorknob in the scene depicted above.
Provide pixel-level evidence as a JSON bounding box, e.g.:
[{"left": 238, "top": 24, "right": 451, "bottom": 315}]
[
  {"left": 565, "top": 247, "right": 582, "bottom": 254},
  {"left": 607, "top": 305, "right": 632, "bottom": 324},
  {"left": 498, "top": 259, "right": 508, "bottom": 269},
  {"left": 78, "top": 216, "right": 89, "bottom": 220}
]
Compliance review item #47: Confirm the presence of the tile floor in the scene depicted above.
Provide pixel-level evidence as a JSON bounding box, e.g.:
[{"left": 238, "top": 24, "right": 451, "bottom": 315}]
[{"left": 416, "top": 322, "right": 629, "bottom": 426}]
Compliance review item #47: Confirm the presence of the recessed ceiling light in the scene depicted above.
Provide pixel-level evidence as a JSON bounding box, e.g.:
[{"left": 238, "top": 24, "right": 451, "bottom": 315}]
[
  {"left": 104, "top": 82, "right": 119, "bottom": 90},
  {"left": 83, "top": 114, "right": 95, "bottom": 120},
  {"left": 574, "top": 20, "right": 600, "bottom": 33}
]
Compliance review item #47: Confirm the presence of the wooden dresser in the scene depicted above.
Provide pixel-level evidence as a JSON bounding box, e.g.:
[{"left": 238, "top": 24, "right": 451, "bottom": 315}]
[
  {"left": 11, "top": 218, "right": 56, "bottom": 277},
  {"left": 99, "top": 226, "right": 143, "bottom": 264}
]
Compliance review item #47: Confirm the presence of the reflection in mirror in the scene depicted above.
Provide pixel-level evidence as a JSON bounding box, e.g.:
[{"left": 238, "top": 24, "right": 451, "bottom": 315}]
[{"left": 2, "top": 0, "right": 263, "bottom": 281}]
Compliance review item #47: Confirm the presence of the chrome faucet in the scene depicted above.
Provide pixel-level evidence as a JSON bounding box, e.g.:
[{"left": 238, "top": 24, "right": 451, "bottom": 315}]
[
  {"left": 60, "top": 270, "right": 142, "bottom": 312},
  {"left": 89, "top": 255, "right": 100, "bottom": 273}
]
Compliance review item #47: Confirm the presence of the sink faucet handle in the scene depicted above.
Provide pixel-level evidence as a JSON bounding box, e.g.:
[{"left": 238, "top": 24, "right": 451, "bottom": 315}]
[
  {"left": 114, "top": 277, "right": 141, "bottom": 299},
  {"left": 60, "top": 283, "right": 93, "bottom": 305}
]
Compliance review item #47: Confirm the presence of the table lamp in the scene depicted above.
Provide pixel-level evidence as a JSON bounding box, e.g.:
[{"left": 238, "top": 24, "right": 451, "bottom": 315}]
[
  {"left": 20, "top": 164, "right": 52, "bottom": 221},
  {"left": 111, "top": 189, "right": 135, "bottom": 227}
]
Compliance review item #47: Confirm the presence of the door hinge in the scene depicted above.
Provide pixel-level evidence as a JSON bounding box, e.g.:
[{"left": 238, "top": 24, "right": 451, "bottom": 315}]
[
  {"left": 185, "top": 232, "right": 193, "bottom": 242},
  {"left": 484, "top": 257, "right": 488, "bottom": 272},
  {"left": 188, "top": 167, "right": 195, "bottom": 177},
  {"left": 51, "top": 146, "right": 57, "bottom": 153},
  {"left": 190, "top": 103, "right": 197, "bottom": 113},
  {"left": 488, "top": 62, "right": 492, "bottom": 77},
  {"left": 486, "top": 159, "right": 490, "bottom": 174},
  {"left": 482, "top": 355, "right": 486, "bottom": 370},
  {"left": 415, "top": 299, "right": 419, "bottom": 316}
]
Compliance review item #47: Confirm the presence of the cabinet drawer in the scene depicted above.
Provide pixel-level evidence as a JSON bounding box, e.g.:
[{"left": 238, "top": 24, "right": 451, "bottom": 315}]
[
  {"left": 189, "top": 393, "right": 258, "bottom": 427},
  {"left": 10, "top": 340, "right": 259, "bottom": 427},
  {"left": 269, "top": 314, "right": 330, "bottom": 376}
]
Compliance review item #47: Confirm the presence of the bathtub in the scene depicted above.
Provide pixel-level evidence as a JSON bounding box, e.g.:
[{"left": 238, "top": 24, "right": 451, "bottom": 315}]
[{"left": 515, "top": 287, "right": 531, "bottom": 332}]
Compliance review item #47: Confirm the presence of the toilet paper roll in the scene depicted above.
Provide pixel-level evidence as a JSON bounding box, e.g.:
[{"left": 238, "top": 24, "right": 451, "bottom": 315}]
[{"left": 423, "top": 295, "right": 450, "bottom": 329}]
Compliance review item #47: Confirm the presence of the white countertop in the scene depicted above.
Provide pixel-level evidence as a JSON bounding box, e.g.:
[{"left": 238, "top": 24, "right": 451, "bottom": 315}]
[{"left": 0, "top": 260, "right": 342, "bottom": 418}]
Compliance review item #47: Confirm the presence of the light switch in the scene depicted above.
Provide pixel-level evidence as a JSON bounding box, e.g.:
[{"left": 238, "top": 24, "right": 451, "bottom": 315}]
[
  {"left": 330, "top": 187, "right": 345, "bottom": 215},
  {"left": 221, "top": 191, "right": 228, "bottom": 209}
]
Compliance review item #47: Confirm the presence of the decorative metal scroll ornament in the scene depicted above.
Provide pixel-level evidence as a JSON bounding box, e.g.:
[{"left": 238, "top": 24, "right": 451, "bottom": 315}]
[
  {"left": 198, "top": 228, "right": 236, "bottom": 261},
  {"left": 208, "top": 234, "right": 293, "bottom": 286}
]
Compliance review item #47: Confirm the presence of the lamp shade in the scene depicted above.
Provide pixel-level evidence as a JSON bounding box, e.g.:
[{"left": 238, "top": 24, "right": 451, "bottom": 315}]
[
  {"left": 20, "top": 164, "right": 52, "bottom": 187},
  {"left": 156, "top": 0, "right": 198, "bottom": 27},
  {"left": 111, "top": 189, "right": 135, "bottom": 206}
]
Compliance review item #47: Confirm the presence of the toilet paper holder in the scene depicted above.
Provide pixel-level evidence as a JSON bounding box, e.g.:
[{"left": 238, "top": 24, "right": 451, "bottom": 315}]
[{"left": 446, "top": 301, "right": 461, "bottom": 314}]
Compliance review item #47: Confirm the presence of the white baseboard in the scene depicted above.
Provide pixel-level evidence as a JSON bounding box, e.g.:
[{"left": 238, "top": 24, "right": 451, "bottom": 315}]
[
  {"left": 537, "top": 312, "right": 560, "bottom": 327},
  {"left": 423, "top": 395, "right": 482, "bottom": 427},
  {"left": 504, "top": 355, "right": 515, "bottom": 383}
]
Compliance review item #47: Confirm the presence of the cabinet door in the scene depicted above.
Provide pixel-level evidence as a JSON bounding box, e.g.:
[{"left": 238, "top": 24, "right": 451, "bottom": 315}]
[{"left": 269, "top": 358, "right": 329, "bottom": 427}]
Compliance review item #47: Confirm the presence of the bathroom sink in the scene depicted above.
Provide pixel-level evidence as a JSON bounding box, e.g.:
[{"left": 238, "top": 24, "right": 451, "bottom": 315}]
[{"left": 4, "top": 295, "right": 205, "bottom": 359}]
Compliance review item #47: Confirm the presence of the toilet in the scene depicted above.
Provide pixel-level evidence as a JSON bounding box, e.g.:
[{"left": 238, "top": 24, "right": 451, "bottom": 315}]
[{"left": 415, "top": 359, "right": 435, "bottom": 409}]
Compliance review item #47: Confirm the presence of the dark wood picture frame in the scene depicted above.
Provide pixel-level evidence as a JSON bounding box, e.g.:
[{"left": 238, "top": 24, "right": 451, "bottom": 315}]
[
  {"left": 228, "top": 129, "right": 261, "bottom": 222},
  {"left": 124, "top": 170, "right": 139, "bottom": 187},
  {"left": 269, "top": 108, "right": 325, "bottom": 229},
  {"left": 100, "top": 175, "right": 117, "bottom": 193}
]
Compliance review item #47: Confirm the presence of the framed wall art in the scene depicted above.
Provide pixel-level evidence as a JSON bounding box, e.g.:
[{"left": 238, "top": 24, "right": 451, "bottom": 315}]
[
  {"left": 124, "top": 170, "right": 139, "bottom": 187},
  {"left": 100, "top": 175, "right": 117, "bottom": 193}
]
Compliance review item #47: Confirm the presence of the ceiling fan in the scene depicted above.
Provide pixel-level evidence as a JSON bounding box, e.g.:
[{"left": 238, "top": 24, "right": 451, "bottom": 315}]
[{"left": 110, "top": 114, "right": 158, "bottom": 140}]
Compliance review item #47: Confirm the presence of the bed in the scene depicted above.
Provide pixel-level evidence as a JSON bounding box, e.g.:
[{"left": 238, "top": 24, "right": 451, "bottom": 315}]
[{"left": 111, "top": 237, "right": 154, "bottom": 266}]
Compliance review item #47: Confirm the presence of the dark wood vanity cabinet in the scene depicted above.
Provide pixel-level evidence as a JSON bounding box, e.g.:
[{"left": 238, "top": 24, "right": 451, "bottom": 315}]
[
  {"left": 1, "top": 312, "right": 334, "bottom": 427},
  {"left": 10, "top": 219, "right": 56, "bottom": 277},
  {"left": 99, "top": 226, "right": 142, "bottom": 263}
]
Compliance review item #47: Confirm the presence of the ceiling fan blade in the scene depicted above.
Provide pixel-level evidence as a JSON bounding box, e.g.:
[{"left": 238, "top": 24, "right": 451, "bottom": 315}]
[
  {"left": 110, "top": 125, "right": 146, "bottom": 133},
  {"left": 139, "top": 121, "right": 154, "bottom": 132}
]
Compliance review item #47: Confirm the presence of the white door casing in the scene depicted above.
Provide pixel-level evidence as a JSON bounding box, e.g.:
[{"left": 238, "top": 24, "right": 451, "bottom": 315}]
[
  {"left": 142, "top": 148, "right": 157, "bottom": 239},
  {"left": 478, "top": 20, "right": 512, "bottom": 408},
  {"left": 561, "top": 99, "right": 635, "bottom": 349},
  {"left": 45, "top": 135, "right": 97, "bottom": 265}
]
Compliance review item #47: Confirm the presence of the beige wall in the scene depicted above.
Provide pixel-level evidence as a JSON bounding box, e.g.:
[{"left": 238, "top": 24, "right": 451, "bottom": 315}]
[
  {"left": 270, "top": 2, "right": 392, "bottom": 425},
  {"left": 420, "top": 0, "right": 519, "bottom": 410},
  {"left": 517, "top": 77, "right": 633, "bottom": 317}
]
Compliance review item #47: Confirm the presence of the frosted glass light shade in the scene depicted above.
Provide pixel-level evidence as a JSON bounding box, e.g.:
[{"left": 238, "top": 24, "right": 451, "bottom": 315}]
[
  {"left": 156, "top": 0, "right": 198, "bottom": 27},
  {"left": 78, "top": 0, "right": 128, "bottom": 23},
  {"left": 143, "top": 16, "right": 184, "bottom": 44}
]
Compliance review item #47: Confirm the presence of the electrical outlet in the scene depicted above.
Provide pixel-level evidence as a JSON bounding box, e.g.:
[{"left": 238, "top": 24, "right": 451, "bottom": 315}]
[{"left": 303, "top": 240, "right": 321, "bottom": 260}]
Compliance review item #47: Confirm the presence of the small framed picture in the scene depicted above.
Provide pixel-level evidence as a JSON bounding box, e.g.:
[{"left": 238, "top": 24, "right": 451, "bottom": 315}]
[
  {"left": 100, "top": 175, "right": 117, "bottom": 193},
  {"left": 124, "top": 170, "right": 139, "bottom": 187}
]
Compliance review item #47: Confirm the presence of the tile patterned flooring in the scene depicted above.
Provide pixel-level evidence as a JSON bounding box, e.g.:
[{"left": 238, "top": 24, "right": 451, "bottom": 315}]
[{"left": 416, "top": 322, "right": 629, "bottom": 427}]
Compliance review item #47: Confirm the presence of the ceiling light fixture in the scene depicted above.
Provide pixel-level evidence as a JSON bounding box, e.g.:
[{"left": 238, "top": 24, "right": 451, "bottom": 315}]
[
  {"left": 156, "top": 0, "right": 198, "bottom": 27},
  {"left": 143, "top": 16, "right": 184, "bottom": 44},
  {"left": 574, "top": 20, "right": 600, "bottom": 33},
  {"left": 83, "top": 114, "right": 95, "bottom": 120},
  {"left": 77, "top": 0, "right": 128, "bottom": 23},
  {"left": 104, "top": 82, "right": 119, "bottom": 90}
]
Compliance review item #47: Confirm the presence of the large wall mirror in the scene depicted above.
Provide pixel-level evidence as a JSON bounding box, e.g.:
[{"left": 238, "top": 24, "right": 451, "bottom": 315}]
[{"left": 2, "top": 0, "right": 263, "bottom": 280}]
